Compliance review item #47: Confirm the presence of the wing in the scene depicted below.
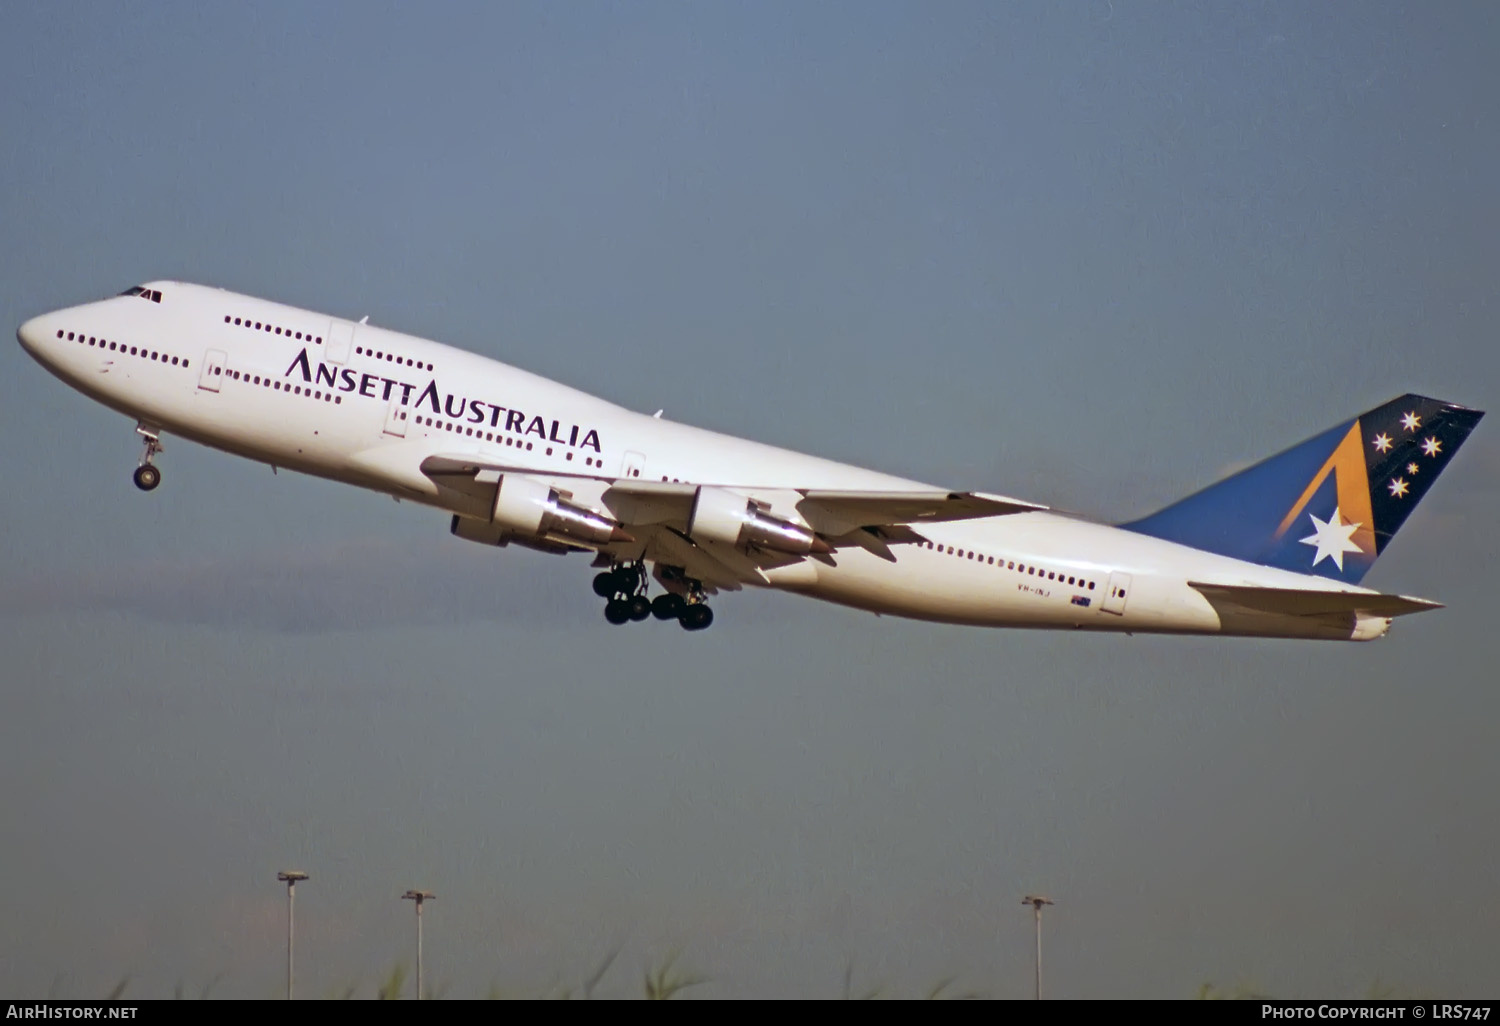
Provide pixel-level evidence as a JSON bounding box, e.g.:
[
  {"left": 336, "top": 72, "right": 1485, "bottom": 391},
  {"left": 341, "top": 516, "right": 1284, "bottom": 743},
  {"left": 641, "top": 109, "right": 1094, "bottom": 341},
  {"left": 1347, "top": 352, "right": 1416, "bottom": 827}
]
[
  {"left": 598, "top": 480, "right": 1044, "bottom": 533},
  {"left": 795, "top": 489, "right": 1047, "bottom": 535},
  {"left": 419, "top": 455, "right": 1046, "bottom": 589},
  {"left": 606, "top": 482, "right": 1046, "bottom": 583}
]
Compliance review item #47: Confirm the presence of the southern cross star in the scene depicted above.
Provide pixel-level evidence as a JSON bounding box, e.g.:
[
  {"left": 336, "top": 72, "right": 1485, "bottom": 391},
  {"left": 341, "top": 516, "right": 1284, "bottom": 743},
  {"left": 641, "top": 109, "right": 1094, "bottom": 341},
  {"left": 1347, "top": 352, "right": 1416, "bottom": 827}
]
[
  {"left": 1407, "top": 462, "right": 1419, "bottom": 476},
  {"left": 1300, "top": 507, "right": 1364, "bottom": 571},
  {"left": 1388, "top": 478, "right": 1409, "bottom": 498},
  {"left": 1422, "top": 436, "right": 1442, "bottom": 457},
  {"left": 1372, "top": 432, "right": 1392, "bottom": 453},
  {"left": 1400, "top": 411, "right": 1421, "bottom": 432}
]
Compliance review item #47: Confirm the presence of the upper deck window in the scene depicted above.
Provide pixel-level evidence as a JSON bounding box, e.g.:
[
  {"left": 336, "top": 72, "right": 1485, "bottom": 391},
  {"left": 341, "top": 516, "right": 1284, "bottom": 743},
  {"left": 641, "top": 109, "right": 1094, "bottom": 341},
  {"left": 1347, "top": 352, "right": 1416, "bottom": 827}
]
[{"left": 118, "top": 286, "right": 162, "bottom": 303}]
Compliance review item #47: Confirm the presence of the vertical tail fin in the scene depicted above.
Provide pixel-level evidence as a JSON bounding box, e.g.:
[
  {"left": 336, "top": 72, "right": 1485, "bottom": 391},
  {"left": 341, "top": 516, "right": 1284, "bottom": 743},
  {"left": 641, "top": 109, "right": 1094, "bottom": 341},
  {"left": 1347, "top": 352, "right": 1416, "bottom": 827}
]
[{"left": 1120, "top": 394, "right": 1483, "bottom": 584}]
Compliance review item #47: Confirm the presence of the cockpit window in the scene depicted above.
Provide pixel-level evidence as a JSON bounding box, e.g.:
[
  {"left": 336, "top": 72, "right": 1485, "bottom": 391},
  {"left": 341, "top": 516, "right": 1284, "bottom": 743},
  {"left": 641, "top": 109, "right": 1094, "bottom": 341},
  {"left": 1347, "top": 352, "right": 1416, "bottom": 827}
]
[{"left": 118, "top": 286, "right": 162, "bottom": 303}]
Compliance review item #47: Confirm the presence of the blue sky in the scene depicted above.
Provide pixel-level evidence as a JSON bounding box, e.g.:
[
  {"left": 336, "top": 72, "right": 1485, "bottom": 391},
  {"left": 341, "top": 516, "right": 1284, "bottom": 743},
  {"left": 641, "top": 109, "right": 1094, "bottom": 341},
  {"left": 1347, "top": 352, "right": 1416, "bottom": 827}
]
[{"left": 1, "top": 2, "right": 1496, "bottom": 998}]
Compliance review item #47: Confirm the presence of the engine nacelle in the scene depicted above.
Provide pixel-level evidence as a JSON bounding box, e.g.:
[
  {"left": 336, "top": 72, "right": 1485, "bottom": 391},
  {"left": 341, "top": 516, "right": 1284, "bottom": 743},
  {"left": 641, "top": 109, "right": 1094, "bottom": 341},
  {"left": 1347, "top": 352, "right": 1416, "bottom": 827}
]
[
  {"left": 451, "top": 514, "right": 508, "bottom": 546},
  {"left": 491, "top": 473, "right": 631, "bottom": 547},
  {"left": 450, "top": 515, "right": 577, "bottom": 554},
  {"left": 686, "top": 486, "right": 830, "bottom": 555}
]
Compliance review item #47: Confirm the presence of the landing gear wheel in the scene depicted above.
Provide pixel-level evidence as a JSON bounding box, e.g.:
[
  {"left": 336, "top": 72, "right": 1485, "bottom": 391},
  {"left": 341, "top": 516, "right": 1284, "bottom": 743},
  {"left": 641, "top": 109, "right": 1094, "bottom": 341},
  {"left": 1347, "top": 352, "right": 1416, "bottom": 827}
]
[
  {"left": 593, "top": 571, "right": 617, "bottom": 598},
  {"left": 618, "top": 563, "right": 645, "bottom": 594},
  {"left": 133, "top": 464, "right": 161, "bottom": 492},
  {"left": 680, "top": 604, "right": 714, "bottom": 631},
  {"left": 651, "top": 594, "right": 686, "bottom": 621},
  {"left": 628, "top": 595, "right": 652, "bottom": 622},
  {"left": 604, "top": 600, "right": 632, "bottom": 625}
]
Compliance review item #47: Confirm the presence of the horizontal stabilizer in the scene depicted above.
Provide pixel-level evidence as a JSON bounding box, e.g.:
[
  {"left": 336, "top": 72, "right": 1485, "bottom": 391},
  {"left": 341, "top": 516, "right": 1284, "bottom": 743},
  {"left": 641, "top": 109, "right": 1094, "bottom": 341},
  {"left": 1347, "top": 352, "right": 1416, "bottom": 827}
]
[{"left": 1188, "top": 582, "right": 1443, "bottom": 618}]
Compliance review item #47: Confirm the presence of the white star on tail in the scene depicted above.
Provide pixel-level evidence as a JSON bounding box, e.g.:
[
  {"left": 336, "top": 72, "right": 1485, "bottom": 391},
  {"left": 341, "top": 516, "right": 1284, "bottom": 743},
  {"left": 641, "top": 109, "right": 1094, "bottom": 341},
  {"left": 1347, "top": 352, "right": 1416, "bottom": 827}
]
[
  {"left": 1422, "top": 436, "right": 1442, "bottom": 457},
  {"left": 1401, "top": 411, "right": 1421, "bottom": 431},
  {"left": 1372, "top": 432, "right": 1392, "bottom": 452},
  {"left": 1300, "top": 507, "right": 1365, "bottom": 571},
  {"left": 1388, "top": 478, "right": 1409, "bottom": 498},
  {"left": 1407, "top": 462, "right": 1419, "bottom": 475}
]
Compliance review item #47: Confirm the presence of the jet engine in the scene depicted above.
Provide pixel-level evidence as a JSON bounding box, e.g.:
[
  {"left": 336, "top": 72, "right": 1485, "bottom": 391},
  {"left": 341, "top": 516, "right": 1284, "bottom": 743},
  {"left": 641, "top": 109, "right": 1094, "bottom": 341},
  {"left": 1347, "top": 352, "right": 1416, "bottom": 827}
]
[
  {"left": 489, "top": 473, "right": 632, "bottom": 547},
  {"left": 686, "top": 486, "right": 830, "bottom": 555},
  {"left": 450, "top": 515, "right": 575, "bottom": 555}
]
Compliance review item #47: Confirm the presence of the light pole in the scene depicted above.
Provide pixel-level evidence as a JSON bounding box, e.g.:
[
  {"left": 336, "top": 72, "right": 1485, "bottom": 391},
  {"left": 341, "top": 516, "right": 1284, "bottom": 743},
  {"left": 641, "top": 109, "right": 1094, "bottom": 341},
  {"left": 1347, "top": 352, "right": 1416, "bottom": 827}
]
[
  {"left": 1022, "top": 895, "right": 1053, "bottom": 1000},
  {"left": 402, "top": 890, "right": 435, "bottom": 1000},
  {"left": 277, "top": 871, "right": 308, "bottom": 1000}
]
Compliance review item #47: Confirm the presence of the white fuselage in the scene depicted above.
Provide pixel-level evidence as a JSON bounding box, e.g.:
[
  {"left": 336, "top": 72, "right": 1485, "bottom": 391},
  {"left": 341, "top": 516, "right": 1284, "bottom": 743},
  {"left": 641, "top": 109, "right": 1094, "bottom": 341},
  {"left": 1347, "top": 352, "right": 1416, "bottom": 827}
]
[{"left": 17, "top": 281, "right": 1394, "bottom": 641}]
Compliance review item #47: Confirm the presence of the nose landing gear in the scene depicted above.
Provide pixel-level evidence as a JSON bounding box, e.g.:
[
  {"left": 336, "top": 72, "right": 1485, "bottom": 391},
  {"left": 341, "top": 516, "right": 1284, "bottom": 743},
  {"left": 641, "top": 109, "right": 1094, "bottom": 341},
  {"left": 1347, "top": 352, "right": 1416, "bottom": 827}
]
[
  {"left": 132, "top": 464, "right": 161, "bottom": 491},
  {"left": 133, "top": 424, "right": 163, "bottom": 492}
]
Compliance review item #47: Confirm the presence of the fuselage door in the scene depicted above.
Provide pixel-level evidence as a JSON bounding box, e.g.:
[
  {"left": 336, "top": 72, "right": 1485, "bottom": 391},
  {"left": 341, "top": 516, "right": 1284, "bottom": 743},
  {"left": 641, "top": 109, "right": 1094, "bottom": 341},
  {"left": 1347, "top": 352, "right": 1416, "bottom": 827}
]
[
  {"left": 384, "top": 396, "right": 408, "bottom": 437},
  {"left": 1102, "top": 572, "right": 1132, "bottom": 615},
  {"left": 326, "top": 320, "right": 355, "bottom": 365},
  {"left": 198, "top": 349, "right": 226, "bottom": 392},
  {"left": 621, "top": 450, "right": 646, "bottom": 479}
]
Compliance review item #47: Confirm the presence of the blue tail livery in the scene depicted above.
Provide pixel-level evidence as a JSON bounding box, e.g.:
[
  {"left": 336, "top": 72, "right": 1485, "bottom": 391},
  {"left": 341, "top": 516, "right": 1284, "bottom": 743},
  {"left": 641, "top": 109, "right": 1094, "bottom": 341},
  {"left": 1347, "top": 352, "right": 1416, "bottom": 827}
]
[{"left": 1120, "top": 394, "right": 1484, "bottom": 584}]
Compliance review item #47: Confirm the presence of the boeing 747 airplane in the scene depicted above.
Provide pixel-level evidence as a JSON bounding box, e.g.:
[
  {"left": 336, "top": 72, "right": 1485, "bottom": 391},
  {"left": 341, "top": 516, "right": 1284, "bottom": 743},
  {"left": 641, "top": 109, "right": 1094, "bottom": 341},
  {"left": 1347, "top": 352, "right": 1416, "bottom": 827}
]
[{"left": 16, "top": 281, "right": 1484, "bottom": 639}]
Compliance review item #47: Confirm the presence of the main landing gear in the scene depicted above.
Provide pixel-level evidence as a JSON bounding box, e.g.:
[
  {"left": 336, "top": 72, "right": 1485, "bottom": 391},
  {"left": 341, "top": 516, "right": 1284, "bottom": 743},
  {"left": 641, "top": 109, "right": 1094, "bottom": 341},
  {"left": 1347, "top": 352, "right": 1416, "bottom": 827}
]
[
  {"left": 133, "top": 424, "right": 163, "bottom": 492},
  {"left": 593, "top": 562, "right": 714, "bottom": 631},
  {"left": 595, "top": 562, "right": 651, "bottom": 624}
]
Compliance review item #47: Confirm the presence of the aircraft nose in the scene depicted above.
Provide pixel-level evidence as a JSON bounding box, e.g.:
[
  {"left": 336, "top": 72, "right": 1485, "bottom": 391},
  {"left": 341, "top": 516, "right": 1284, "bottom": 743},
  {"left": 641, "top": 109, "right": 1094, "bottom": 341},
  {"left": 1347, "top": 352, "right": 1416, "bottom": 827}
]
[{"left": 16, "top": 314, "right": 50, "bottom": 358}]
